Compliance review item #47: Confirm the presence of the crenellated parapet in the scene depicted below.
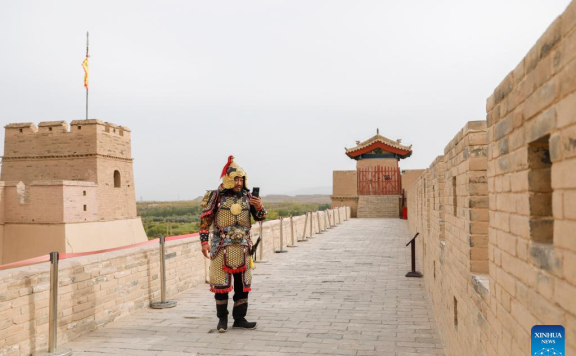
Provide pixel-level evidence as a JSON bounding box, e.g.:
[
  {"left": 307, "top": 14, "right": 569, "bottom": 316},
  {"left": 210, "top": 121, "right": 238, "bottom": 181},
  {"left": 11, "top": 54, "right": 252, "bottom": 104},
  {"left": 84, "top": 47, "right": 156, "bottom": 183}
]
[{"left": 3, "top": 119, "right": 132, "bottom": 162}]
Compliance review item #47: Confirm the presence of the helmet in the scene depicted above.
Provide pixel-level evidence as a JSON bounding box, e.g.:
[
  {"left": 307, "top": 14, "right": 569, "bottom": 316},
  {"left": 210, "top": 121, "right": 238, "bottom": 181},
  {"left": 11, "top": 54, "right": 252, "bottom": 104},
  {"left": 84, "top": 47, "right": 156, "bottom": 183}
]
[{"left": 220, "top": 155, "right": 248, "bottom": 189}]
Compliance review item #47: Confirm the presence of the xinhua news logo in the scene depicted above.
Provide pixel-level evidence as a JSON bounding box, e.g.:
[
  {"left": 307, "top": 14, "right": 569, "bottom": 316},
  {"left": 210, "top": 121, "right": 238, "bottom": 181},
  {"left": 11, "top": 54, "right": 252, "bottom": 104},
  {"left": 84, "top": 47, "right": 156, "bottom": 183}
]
[{"left": 531, "top": 325, "right": 565, "bottom": 356}]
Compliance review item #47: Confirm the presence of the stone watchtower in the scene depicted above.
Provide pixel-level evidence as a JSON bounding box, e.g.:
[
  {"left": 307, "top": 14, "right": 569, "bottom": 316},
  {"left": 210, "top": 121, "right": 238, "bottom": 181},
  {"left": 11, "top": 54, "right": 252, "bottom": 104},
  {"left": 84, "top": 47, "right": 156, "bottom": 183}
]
[
  {"left": 0, "top": 120, "right": 147, "bottom": 264},
  {"left": 331, "top": 130, "right": 418, "bottom": 218}
]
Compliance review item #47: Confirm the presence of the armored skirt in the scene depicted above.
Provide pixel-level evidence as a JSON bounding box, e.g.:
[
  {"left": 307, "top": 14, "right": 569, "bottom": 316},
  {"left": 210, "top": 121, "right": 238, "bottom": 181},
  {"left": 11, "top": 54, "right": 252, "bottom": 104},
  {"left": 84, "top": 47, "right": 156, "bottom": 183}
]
[{"left": 209, "top": 240, "right": 252, "bottom": 293}]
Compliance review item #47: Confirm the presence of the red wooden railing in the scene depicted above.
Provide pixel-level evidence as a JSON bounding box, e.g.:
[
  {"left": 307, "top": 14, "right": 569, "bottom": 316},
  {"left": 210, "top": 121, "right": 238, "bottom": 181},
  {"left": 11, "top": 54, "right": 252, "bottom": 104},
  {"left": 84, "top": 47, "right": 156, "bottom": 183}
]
[{"left": 357, "top": 166, "right": 402, "bottom": 195}]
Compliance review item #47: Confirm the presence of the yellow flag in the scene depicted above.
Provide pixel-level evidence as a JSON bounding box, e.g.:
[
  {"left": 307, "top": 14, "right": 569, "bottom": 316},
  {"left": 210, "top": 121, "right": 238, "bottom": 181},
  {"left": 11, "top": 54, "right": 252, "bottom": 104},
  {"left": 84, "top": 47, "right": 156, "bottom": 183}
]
[{"left": 82, "top": 56, "right": 89, "bottom": 89}]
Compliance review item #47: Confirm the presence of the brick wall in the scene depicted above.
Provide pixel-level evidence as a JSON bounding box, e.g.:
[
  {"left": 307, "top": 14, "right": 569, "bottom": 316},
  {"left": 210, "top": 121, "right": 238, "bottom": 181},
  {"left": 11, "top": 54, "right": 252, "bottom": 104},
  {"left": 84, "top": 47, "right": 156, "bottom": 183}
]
[
  {"left": 331, "top": 197, "right": 358, "bottom": 218},
  {"left": 401, "top": 169, "right": 425, "bottom": 193},
  {"left": 356, "top": 157, "right": 398, "bottom": 169},
  {"left": 407, "top": 122, "right": 491, "bottom": 356},
  {"left": 357, "top": 195, "right": 400, "bottom": 218},
  {"left": 0, "top": 158, "right": 98, "bottom": 188},
  {"left": 2, "top": 181, "right": 98, "bottom": 224},
  {"left": 332, "top": 171, "right": 359, "bottom": 217},
  {"left": 4, "top": 182, "right": 65, "bottom": 223},
  {"left": 406, "top": 2, "right": 576, "bottom": 355},
  {"left": 485, "top": 0, "right": 576, "bottom": 353},
  {"left": 333, "top": 170, "right": 357, "bottom": 196},
  {"left": 96, "top": 158, "right": 137, "bottom": 220},
  {"left": 443, "top": 121, "right": 489, "bottom": 274},
  {"left": 62, "top": 183, "right": 99, "bottom": 223},
  {"left": 0, "top": 207, "right": 350, "bottom": 356}
]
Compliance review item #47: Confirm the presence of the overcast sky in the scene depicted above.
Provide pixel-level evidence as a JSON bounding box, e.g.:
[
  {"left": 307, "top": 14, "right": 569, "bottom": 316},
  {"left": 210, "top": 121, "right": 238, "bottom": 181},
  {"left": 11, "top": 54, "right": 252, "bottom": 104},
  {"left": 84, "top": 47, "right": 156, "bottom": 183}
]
[{"left": 0, "top": 0, "right": 572, "bottom": 200}]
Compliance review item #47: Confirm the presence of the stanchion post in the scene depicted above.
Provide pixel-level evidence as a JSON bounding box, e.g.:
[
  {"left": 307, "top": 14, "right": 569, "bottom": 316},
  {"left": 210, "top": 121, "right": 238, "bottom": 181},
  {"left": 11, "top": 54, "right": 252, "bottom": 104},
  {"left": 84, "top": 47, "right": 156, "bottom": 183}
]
[
  {"left": 300, "top": 212, "right": 309, "bottom": 242},
  {"left": 256, "top": 221, "right": 268, "bottom": 262},
  {"left": 316, "top": 212, "right": 322, "bottom": 234},
  {"left": 151, "top": 236, "right": 177, "bottom": 309},
  {"left": 287, "top": 215, "right": 297, "bottom": 247},
  {"left": 276, "top": 217, "right": 288, "bottom": 253},
  {"left": 325, "top": 210, "right": 330, "bottom": 229},
  {"left": 405, "top": 233, "right": 423, "bottom": 278},
  {"left": 308, "top": 212, "right": 314, "bottom": 238},
  {"left": 33, "top": 252, "right": 71, "bottom": 356}
]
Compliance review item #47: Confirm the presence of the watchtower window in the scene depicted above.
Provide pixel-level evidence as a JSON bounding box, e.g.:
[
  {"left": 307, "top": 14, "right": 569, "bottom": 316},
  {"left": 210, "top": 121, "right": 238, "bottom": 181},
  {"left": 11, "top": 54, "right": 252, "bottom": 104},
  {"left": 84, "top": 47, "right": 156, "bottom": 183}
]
[
  {"left": 114, "top": 170, "right": 121, "bottom": 188},
  {"left": 19, "top": 129, "right": 23, "bottom": 133},
  {"left": 49, "top": 127, "right": 52, "bottom": 131},
  {"left": 78, "top": 126, "right": 82, "bottom": 130}
]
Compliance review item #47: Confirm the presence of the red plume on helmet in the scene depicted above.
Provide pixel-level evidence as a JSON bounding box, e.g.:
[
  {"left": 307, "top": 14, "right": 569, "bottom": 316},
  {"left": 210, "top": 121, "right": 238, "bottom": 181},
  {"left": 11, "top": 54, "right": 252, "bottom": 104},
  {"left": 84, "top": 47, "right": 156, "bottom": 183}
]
[{"left": 220, "top": 155, "right": 234, "bottom": 179}]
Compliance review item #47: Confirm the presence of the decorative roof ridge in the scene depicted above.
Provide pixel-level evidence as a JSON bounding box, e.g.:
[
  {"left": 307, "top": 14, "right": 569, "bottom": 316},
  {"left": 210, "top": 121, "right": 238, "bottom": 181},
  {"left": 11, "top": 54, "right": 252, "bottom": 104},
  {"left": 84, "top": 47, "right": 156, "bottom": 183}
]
[{"left": 345, "top": 133, "right": 412, "bottom": 153}]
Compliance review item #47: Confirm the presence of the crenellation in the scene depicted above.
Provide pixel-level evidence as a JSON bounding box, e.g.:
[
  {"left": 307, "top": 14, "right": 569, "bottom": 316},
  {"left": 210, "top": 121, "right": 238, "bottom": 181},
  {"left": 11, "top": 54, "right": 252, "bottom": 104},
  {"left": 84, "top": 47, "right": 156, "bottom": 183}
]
[
  {"left": 5, "top": 122, "right": 38, "bottom": 132},
  {"left": 37, "top": 121, "right": 69, "bottom": 133}
]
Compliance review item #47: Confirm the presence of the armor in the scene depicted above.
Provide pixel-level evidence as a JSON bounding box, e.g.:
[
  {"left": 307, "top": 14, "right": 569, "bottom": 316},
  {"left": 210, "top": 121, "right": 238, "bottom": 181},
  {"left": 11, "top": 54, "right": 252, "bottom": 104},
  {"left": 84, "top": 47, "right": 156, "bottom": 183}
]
[
  {"left": 200, "top": 156, "right": 266, "bottom": 294},
  {"left": 200, "top": 156, "right": 265, "bottom": 332}
]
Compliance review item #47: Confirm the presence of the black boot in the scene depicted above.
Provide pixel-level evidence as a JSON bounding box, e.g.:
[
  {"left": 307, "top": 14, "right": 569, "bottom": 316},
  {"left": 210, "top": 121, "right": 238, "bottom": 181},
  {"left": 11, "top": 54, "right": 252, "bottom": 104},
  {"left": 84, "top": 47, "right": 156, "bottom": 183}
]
[
  {"left": 232, "top": 299, "right": 257, "bottom": 329},
  {"left": 216, "top": 300, "right": 228, "bottom": 333}
]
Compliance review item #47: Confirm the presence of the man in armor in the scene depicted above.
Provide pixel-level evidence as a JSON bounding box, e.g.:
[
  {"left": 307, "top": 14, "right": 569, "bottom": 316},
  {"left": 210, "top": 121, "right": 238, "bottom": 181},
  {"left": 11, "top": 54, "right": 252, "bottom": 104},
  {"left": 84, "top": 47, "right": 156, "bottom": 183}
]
[{"left": 199, "top": 155, "right": 267, "bottom": 332}]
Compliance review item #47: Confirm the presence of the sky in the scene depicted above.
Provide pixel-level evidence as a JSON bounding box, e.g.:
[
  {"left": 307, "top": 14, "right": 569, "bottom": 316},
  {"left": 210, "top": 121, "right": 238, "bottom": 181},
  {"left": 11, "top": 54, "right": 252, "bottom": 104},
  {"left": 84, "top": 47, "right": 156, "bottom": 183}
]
[{"left": 0, "top": 0, "right": 572, "bottom": 200}]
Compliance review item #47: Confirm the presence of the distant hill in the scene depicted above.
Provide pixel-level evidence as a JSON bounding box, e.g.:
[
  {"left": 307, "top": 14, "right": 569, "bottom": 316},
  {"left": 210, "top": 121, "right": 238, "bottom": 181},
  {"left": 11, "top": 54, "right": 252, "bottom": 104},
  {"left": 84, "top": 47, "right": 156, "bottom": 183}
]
[
  {"left": 287, "top": 186, "right": 332, "bottom": 195},
  {"left": 261, "top": 194, "right": 331, "bottom": 204}
]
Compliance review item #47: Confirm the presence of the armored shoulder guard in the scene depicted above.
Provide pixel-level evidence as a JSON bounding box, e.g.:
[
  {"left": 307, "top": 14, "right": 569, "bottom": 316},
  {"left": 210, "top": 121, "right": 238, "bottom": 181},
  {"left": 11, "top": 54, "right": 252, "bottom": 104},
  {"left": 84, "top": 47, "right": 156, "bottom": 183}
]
[
  {"left": 201, "top": 189, "right": 219, "bottom": 218},
  {"left": 201, "top": 190, "right": 215, "bottom": 208}
]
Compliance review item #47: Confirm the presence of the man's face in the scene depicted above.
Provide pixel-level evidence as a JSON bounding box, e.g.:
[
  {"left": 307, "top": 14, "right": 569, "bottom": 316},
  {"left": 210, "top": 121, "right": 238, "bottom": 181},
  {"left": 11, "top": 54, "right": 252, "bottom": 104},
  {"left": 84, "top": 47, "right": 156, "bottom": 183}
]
[{"left": 233, "top": 177, "right": 244, "bottom": 192}]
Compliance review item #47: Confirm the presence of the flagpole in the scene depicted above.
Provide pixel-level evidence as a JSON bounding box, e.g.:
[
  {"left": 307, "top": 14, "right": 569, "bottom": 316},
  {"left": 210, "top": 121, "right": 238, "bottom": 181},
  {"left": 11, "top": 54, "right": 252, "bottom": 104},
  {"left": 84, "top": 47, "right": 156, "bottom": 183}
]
[{"left": 85, "top": 32, "right": 89, "bottom": 120}]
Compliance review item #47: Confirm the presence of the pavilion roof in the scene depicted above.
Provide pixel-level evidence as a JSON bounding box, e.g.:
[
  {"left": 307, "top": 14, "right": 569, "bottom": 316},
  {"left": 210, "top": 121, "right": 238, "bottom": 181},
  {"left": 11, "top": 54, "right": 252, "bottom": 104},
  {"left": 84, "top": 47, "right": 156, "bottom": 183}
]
[{"left": 345, "top": 133, "right": 412, "bottom": 159}]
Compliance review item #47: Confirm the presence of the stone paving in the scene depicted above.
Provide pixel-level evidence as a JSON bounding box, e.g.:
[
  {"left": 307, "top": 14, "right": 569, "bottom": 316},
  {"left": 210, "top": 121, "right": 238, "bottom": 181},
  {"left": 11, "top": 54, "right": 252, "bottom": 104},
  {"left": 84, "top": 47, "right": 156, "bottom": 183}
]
[{"left": 63, "top": 219, "right": 445, "bottom": 356}]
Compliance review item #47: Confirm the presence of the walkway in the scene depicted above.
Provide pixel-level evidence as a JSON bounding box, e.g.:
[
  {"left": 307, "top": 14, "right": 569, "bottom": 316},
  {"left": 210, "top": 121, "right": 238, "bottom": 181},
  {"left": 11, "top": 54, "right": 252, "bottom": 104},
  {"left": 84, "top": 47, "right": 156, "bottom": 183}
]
[{"left": 64, "top": 219, "right": 445, "bottom": 356}]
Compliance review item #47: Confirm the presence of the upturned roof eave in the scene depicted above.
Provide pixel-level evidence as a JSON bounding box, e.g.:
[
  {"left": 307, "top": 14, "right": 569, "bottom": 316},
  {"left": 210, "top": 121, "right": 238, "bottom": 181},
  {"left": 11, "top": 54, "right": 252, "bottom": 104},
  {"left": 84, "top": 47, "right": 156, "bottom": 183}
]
[{"left": 345, "top": 140, "right": 412, "bottom": 159}]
